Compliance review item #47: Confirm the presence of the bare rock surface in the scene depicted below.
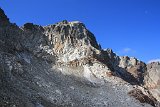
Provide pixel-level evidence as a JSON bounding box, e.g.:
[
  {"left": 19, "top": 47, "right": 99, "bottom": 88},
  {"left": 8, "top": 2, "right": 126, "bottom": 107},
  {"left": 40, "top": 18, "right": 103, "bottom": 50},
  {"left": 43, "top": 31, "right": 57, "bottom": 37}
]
[
  {"left": 0, "top": 8, "right": 159, "bottom": 107},
  {"left": 144, "top": 62, "right": 160, "bottom": 102}
]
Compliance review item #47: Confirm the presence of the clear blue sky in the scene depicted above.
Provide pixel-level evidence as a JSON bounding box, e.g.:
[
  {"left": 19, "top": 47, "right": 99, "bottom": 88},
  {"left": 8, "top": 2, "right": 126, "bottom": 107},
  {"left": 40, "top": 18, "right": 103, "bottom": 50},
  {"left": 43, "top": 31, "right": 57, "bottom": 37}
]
[{"left": 0, "top": 0, "right": 160, "bottom": 63}]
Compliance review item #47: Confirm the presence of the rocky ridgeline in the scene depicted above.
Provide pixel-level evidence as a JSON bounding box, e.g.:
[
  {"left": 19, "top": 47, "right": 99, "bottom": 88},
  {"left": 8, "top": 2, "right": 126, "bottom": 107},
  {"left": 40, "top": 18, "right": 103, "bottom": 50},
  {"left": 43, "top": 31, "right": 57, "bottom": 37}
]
[
  {"left": 0, "top": 8, "right": 9, "bottom": 25},
  {"left": 43, "top": 20, "right": 101, "bottom": 62},
  {"left": 0, "top": 8, "right": 160, "bottom": 107}
]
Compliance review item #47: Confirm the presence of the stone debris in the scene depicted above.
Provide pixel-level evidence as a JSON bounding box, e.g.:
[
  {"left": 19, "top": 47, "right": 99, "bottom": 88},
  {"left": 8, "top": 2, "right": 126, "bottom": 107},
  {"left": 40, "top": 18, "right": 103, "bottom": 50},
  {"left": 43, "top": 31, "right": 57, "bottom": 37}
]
[{"left": 0, "top": 8, "right": 159, "bottom": 107}]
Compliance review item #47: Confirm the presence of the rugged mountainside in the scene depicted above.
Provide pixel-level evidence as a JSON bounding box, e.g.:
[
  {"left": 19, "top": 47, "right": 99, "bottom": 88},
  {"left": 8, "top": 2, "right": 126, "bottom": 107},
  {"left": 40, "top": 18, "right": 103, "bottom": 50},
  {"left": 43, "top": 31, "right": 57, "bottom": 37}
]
[
  {"left": 144, "top": 62, "right": 160, "bottom": 102},
  {"left": 0, "top": 8, "right": 160, "bottom": 107}
]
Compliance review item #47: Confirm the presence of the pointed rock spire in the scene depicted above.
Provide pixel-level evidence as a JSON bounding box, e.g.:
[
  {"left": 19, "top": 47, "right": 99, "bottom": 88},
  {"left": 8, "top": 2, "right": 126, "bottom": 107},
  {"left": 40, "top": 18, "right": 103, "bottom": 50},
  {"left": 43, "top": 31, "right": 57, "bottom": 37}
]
[{"left": 0, "top": 8, "right": 9, "bottom": 24}]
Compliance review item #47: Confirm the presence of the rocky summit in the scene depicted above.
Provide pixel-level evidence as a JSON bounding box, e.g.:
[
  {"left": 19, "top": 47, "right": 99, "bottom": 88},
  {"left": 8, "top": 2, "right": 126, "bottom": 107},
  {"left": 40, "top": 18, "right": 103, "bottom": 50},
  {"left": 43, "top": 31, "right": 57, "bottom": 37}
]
[{"left": 0, "top": 8, "right": 160, "bottom": 107}]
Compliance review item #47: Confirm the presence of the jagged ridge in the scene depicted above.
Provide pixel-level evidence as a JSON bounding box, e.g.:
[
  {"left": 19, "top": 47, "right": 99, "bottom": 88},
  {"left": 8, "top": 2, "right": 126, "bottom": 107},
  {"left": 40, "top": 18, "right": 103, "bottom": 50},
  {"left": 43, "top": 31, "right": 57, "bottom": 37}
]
[{"left": 0, "top": 8, "right": 159, "bottom": 107}]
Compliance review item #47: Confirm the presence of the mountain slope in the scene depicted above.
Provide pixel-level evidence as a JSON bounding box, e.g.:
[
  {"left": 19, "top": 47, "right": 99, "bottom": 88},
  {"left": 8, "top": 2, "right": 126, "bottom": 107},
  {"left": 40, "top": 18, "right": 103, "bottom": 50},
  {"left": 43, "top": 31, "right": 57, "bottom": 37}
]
[{"left": 0, "top": 8, "right": 159, "bottom": 107}]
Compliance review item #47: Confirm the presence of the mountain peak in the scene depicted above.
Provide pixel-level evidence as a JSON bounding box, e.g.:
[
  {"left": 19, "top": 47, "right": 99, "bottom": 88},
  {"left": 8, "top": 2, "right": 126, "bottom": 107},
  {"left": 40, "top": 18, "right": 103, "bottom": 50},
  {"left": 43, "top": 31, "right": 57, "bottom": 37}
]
[
  {"left": 0, "top": 8, "right": 159, "bottom": 107},
  {"left": 42, "top": 20, "right": 101, "bottom": 62},
  {"left": 0, "top": 8, "right": 9, "bottom": 24}
]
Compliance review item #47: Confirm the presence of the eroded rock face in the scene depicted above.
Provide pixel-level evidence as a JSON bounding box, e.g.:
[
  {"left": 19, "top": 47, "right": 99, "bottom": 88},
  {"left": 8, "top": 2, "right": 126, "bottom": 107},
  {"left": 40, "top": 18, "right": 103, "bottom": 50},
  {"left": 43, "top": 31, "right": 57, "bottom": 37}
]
[
  {"left": 144, "top": 62, "right": 160, "bottom": 102},
  {"left": 117, "top": 56, "right": 146, "bottom": 84},
  {"left": 128, "top": 89, "right": 158, "bottom": 107},
  {"left": 101, "top": 49, "right": 146, "bottom": 85},
  {"left": 43, "top": 20, "right": 101, "bottom": 62},
  {"left": 0, "top": 8, "right": 159, "bottom": 107}
]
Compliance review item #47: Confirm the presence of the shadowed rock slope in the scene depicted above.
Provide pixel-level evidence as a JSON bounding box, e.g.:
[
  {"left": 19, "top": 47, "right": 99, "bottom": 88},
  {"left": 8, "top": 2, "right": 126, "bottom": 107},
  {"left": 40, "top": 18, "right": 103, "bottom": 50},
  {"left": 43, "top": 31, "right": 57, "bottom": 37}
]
[{"left": 0, "top": 8, "right": 159, "bottom": 107}]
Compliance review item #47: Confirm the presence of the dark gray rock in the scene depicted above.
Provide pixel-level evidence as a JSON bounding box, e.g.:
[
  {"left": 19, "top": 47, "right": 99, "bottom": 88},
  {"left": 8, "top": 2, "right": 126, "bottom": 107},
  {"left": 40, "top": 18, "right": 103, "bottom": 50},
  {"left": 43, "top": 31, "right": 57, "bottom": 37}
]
[
  {"left": 0, "top": 8, "right": 9, "bottom": 22},
  {"left": 0, "top": 8, "right": 9, "bottom": 26}
]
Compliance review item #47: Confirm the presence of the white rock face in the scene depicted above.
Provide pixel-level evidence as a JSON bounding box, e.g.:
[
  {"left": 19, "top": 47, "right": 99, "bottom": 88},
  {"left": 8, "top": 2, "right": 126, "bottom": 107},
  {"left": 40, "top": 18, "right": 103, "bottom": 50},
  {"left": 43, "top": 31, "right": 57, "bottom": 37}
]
[
  {"left": 43, "top": 20, "right": 101, "bottom": 63},
  {"left": 144, "top": 62, "right": 160, "bottom": 102}
]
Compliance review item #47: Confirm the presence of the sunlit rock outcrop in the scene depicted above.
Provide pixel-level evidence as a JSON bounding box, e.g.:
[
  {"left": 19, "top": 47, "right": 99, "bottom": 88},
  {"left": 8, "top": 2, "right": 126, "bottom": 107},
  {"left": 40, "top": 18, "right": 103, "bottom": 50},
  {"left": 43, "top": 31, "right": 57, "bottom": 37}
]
[
  {"left": 144, "top": 62, "right": 160, "bottom": 102},
  {"left": 0, "top": 8, "right": 159, "bottom": 107}
]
